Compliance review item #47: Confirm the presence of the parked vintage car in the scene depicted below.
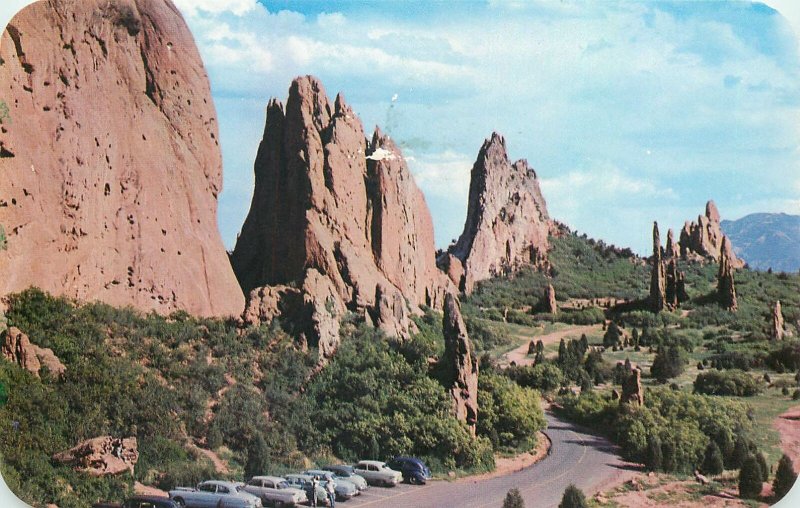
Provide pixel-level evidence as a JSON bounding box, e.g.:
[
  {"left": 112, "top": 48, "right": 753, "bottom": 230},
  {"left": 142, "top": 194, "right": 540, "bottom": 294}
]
[
  {"left": 92, "top": 496, "right": 179, "bottom": 508},
  {"left": 169, "top": 480, "right": 262, "bottom": 508},
  {"left": 321, "top": 465, "right": 368, "bottom": 491},
  {"left": 352, "top": 461, "right": 402, "bottom": 487},
  {"left": 283, "top": 474, "right": 329, "bottom": 506},
  {"left": 303, "top": 470, "right": 359, "bottom": 500},
  {"left": 387, "top": 457, "right": 433, "bottom": 485},
  {"left": 242, "top": 476, "right": 307, "bottom": 507}
]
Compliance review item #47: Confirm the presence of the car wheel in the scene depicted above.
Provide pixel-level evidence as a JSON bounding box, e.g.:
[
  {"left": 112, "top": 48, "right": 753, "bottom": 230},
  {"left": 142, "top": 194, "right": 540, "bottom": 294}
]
[{"left": 173, "top": 498, "right": 186, "bottom": 508}]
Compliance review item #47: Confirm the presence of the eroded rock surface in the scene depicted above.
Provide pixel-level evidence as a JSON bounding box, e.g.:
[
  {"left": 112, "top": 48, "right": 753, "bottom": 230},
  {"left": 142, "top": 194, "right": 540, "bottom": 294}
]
[
  {"left": 1, "top": 326, "right": 65, "bottom": 377},
  {"left": 717, "top": 237, "right": 738, "bottom": 311},
  {"left": 0, "top": 0, "right": 244, "bottom": 317},
  {"left": 439, "top": 133, "right": 551, "bottom": 294},
  {"left": 231, "top": 77, "right": 450, "bottom": 357},
  {"left": 441, "top": 293, "right": 478, "bottom": 435},
  {"left": 53, "top": 436, "right": 138, "bottom": 476},
  {"left": 771, "top": 300, "right": 785, "bottom": 341},
  {"left": 679, "top": 201, "right": 743, "bottom": 268},
  {"left": 620, "top": 369, "right": 644, "bottom": 406},
  {"left": 649, "top": 222, "right": 667, "bottom": 313}
]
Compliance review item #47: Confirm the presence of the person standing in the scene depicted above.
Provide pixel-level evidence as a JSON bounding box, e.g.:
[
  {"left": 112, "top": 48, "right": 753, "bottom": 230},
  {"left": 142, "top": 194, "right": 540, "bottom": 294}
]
[
  {"left": 310, "top": 476, "right": 319, "bottom": 508},
  {"left": 325, "top": 478, "right": 336, "bottom": 508}
]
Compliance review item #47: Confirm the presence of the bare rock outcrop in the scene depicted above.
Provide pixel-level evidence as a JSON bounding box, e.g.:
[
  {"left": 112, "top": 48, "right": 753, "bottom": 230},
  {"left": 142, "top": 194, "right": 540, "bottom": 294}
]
[
  {"left": 542, "top": 283, "right": 558, "bottom": 315},
  {"left": 771, "top": 301, "right": 785, "bottom": 341},
  {"left": 231, "top": 77, "right": 451, "bottom": 357},
  {"left": 620, "top": 369, "right": 644, "bottom": 406},
  {"left": 1, "top": 326, "right": 65, "bottom": 377},
  {"left": 0, "top": 0, "right": 244, "bottom": 317},
  {"left": 438, "top": 133, "right": 551, "bottom": 294},
  {"left": 665, "top": 229, "right": 679, "bottom": 259},
  {"left": 679, "top": 201, "right": 743, "bottom": 268},
  {"left": 649, "top": 222, "right": 667, "bottom": 312},
  {"left": 717, "top": 237, "right": 738, "bottom": 311},
  {"left": 441, "top": 293, "right": 478, "bottom": 435},
  {"left": 53, "top": 436, "right": 138, "bottom": 476}
]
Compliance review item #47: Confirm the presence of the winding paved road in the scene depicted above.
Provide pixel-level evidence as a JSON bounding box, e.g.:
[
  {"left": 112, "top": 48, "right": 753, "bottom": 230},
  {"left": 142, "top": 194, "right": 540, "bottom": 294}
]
[{"left": 341, "top": 412, "right": 636, "bottom": 508}]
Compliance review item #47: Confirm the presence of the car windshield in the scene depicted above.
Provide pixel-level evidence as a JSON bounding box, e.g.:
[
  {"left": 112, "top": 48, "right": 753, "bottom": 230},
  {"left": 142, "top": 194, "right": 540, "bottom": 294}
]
[{"left": 277, "top": 481, "right": 289, "bottom": 489}]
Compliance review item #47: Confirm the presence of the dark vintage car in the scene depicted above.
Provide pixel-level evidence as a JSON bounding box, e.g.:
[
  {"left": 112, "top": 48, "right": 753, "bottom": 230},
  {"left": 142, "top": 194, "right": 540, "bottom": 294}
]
[
  {"left": 386, "top": 457, "right": 433, "bottom": 485},
  {"left": 92, "top": 495, "right": 179, "bottom": 508}
]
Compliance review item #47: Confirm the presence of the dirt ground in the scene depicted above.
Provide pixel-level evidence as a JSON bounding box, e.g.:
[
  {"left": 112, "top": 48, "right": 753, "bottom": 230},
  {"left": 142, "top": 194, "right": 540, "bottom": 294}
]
[
  {"left": 501, "top": 324, "right": 602, "bottom": 367},
  {"left": 773, "top": 405, "right": 800, "bottom": 464}
]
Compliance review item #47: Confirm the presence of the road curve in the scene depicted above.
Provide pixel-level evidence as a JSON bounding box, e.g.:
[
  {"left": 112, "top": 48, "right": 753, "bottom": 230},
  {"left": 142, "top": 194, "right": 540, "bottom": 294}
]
[{"left": 344, "top": 412, "right": 636, "bottom": 508}]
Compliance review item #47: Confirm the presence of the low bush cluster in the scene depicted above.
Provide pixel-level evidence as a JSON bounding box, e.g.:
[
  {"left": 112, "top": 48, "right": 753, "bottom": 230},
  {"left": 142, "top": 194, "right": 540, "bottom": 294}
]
[{"left": 693, "top": 370, "right": 762, "bottom": 397}]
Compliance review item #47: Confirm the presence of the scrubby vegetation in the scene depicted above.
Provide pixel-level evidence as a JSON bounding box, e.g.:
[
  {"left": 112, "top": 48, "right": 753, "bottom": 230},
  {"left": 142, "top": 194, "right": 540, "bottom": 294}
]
[{"left": 693, "top": 370, "right": 762, "bottom": 396}]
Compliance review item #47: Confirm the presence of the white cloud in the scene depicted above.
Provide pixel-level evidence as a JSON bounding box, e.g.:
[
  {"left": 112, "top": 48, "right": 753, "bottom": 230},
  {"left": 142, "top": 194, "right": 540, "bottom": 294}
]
[
  {"left": 408, "top": 151, "right": 474, "bottom": 199},
  {"left": 317, "top": 12, "right": 346, "bottom": 27},
  {"left": 173, "top": 0, "right": 257, "bottom": 17}
]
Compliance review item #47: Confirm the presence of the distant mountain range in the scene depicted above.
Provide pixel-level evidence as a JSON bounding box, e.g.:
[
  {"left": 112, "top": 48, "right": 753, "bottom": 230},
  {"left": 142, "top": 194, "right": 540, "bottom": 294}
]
[{"left": 721, "top": 213, "right": 800, "bottom": 272}]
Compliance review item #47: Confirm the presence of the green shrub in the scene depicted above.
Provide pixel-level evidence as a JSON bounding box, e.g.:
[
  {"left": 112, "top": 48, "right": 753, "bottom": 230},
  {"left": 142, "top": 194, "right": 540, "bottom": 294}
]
[
  {"left": 503, "top": 487, "right": 525, "bottom": 508},
  {"left": 651, "top": 346, "right": 687, "bottom": 382},
  {"left": 701, "top": 441, "right": 724, "bottom": 476},
  {"left": 693, "top": 370, "right": 762, "bottom": 396},
  {"left": 739, "top": 454, "right": 764, "bottom": 500},
  {"left": 478, "top": 373, "right": 546, "bottom": 451},
  {"left": 559, "top": 484, "right": 588, "bottom": 508},
  {"left": 773, "top": 454, "right": 798, "bottom": 502},
  {"left": 506, "top": 363, "right": 564, "bottom": 392}
]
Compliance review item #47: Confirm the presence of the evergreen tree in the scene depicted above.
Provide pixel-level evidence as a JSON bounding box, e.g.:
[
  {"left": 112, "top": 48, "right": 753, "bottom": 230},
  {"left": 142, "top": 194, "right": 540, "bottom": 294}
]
[
  {"left": 701, "top": 441, "right": 724, "bottom": 476},
  {"left": 559, "top": 484, "right": 588, "bottom": 508},
  {"left": 773, "top": 454, "right": 798, "bottom": 501},
  {"left": 651, "top": 346, "right": 686, "bottom": 382},
  {"left": 730, "top": 435, "right": 751, "bottom": 469},
  {"left": 739, "top": 454, "right": 764, "bottom": 500},
  {"left": 245, "top": 432, "right": 272, "bottom": 479},
  {"left": 661, "top": 439, "right": 676, "bottom": 473},
  {"left": 579, "top": 334, "right": 589, "bottom": 356},
  {"left": 646, "top": 434, "right": 663, "bottom": 472},
  {"left": 502, "top": 488, "right": 525, "bottom": 508},
  {"left": 756, "top": 452, "right": 769, "bottom": 482},
  {"left": 603, "top": 322, "right": 622, "bottom": 348},
  {"left": 534, "top": 340, "right": 545, "bottom": 364}
]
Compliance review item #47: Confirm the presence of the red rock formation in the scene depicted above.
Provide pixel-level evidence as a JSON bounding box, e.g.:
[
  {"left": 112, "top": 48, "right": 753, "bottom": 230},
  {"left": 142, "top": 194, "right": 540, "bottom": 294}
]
[
  {"left": 679, "top": 201, "right": 743, "bottom": 268},
  {"left": 620, "top": 369, "right": 644, "bottom": 406},
  {"left": 53, "top": 436, "right": 138, "bottom": 476},
  {"left": 0, "top": 0, "right": 244, "bottom": 317},
  {"left": 1, "top": 326, "right": 65, "bottom": 378},
  {"left": 772, "top": 301, "right": 785, "bottom": 341},
  {"left": 231, "top": 77, "right": 450, "bottom": 356},
  {"left": 439, "top": 133, "right": 551, "bottom": 294},
  {"left": 542, "top": 283, "right": 558, "bottom": 315},
  {"left": 441, "top": 293, "right": 478, "bottom": 435},
  {"left": 665, "top": 229, "right": 679, "bottom": 258},
  {"left": 717, "top": 237, "right": 738, "bottom": 311},
  {"left": 650, "top": 222, "right": 667, "bottom": 312}
]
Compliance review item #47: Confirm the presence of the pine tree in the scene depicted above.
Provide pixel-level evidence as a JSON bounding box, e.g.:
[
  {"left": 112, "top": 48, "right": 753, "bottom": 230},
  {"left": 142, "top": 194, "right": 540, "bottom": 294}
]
[
  {"left": 646, "top": 434, "right": 663, "bottom": 472},
  {"left": 701, "top": 441, "right": 724, "bottom": 476},
  {"left": 502, "top": 488, "right": 525, "bottom": 508},
  {"left": 730, "top": 435, "right": 750, "bottom": 469},
  {"left": 756, "top": 452, "right": 769, "bottom": 482},
  {"left": 559, "top": 484, "right": 588, "bottom": 508},
  {"left": 661, "top": 439, "right": 676, "bottom": 473},
  {"left": 245, "top": 432, "right": 272, "bottom": 479},
  {"left": 739, "top": 454, "right": 764, "bottom": 500},
  {"left": 773, "top": 454, "right": 798, "bottom": 501}
]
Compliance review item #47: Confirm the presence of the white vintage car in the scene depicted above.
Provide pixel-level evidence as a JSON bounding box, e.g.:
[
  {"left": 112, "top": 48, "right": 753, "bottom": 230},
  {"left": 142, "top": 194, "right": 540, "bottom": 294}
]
[
  {"left": 169, "top": 480, "right": 262, "bottom": 508},
  {"left": 352, "top": 461, "right": 403, "bottom": 487},
  {"left": 242, "top": 476, "right": 307, "bottom": 507}
]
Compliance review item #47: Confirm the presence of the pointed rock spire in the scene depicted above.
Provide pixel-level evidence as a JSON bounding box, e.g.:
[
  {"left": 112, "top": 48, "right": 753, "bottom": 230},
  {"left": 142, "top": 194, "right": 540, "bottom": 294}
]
[
  {"left": 650, "top": 222, "right": 667, "bottom": 312},
  {"left": 666, "top": 229, "right": 679, "bottom": 258},
  {"left": 441, "top": 293, "right": 479, "bottom": 436},
  {"left": 771, "top": 301, "right": 785, "bottom": 341},
  {"left": 717, "top": 237, "right": 738, "bottom": 311},
  {"left": 542, "top": 283, "right": 558, "bottom": 315},
  {"left": 679, "top": 200, "right": 743, "bottom": 267}
]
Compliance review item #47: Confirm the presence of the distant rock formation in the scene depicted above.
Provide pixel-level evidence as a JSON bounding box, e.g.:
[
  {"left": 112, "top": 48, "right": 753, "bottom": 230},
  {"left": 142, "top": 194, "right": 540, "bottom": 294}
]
[
  {"left": 542, "top": 283, "right": 558, "bottom": 315},
  {"left": 717, "top": 237, "right": 738, "bottom": 311},
  {"left": 771, "top": 301, "right": 785, "bottom": 341},
  {"left": 649, "top": 222, "right": 667, "bottom": 312},
  {"left": 231, "top": 77, "right": 450, "bottom": 357},
  {"left": 1, "top": 326, "right": 65, "bottom": 378},
  {"left": 438, "top": 133, "right": 551, "bottom": 294},
  {"left": 441, "top": 293, "right": 479, "bottom": 435},
  {"left": 679, "top": 201, "right": 743, "bottom": 268},
  {"left": 665, "top": 229, "right": 679, "bottom": 259},
  {"left": 620, "top": 369, "right": 644, "bottom": 406},
  {"left": 53, "top": 436, "right": 138, "bottom": 477},
  {"left": 0, "top": 0, "right": 244, "bottom": 317}
]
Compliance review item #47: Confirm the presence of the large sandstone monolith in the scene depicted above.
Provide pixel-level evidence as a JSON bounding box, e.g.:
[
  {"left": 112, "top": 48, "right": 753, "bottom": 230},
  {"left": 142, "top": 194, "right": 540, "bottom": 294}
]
[
  {"left": 542, "top": 283, "right": 558, "bottom": 315},
  {"left": 441, "top": 293, "right": 479, "bottom": 435},
  {"left": 0, "top": 0, "right": 244, "bottom": 317},
  {"left": 717, "top": 237, "right": 738, "bottom": 311},
  {"left": 665, "top": 259, "right": 680, "bottom": 309},
  {"left": 650, "top": 222, "right": 667, "bottom": 312},
  {"left": 53, "top": 436, "right": 138, "bottom": 476},
  {"left": 438, "top": 133, "right": 551, "bottom": 294},
  {"left": 231, "top": 77, "right": 451, "bottom": 357},
  {"left": 665, "top": 229, "right": 679, "bottom": 259},
  {"left": 679, "top": 201, "right": 743, "bottom": 268},
  {"left": 620, "top": 369, "right": 644, "bottom": 406},
  {"left": 771, "top": 301, "right": 785, "bottom": 341},
  {"left": 1, "top": 326, "right": 65, "bottom": 378}
]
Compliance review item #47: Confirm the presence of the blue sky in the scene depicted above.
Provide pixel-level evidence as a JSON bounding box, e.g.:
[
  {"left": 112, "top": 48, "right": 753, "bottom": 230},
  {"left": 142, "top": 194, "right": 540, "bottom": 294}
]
[{"left": 11, "top": 0, "right": 800, "bottom": 255}]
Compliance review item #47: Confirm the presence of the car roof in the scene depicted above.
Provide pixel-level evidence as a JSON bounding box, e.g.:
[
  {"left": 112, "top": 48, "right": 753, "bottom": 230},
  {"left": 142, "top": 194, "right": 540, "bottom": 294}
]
[
  {"left": 202, "top": 480, "right": 239, "bottom": 489},
  {"left": 251, "top": 476, "right": 286, "bottom": 483},
  {"left": 285, "top": 473, "right": 314, "bottom": 479},
  {"left": 357, "top": 460, "right": 386, "bottom": 466},
  {"left": 304, "top": 469, "right": 331, "bottom": 475}
]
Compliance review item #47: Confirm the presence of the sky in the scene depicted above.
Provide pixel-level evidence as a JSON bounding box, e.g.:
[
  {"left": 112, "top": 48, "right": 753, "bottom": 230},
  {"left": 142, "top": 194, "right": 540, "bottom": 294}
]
[{"left": 3, "top": 0, "right": 800, "bottom": 256}]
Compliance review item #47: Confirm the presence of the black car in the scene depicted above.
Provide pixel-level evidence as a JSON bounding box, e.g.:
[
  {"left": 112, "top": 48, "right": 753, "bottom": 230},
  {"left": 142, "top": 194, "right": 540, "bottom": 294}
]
[
  {"left": 93, "top": 496, "right": 179, "bottom": 508},
  {"left": 386, "top": 457, "right": 432, "bottom": 485}
]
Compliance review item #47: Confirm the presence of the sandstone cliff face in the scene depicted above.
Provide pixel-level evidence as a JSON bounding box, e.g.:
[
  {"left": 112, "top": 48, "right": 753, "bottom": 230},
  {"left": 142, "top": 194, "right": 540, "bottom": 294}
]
[
  {"left": 2, "top": 326, "right": 66, "bottom": 378},
  {"left": 717, "top": 237, "right": 738, "bottom": 311},
  {"left": 679, "top": 201, "right": 743, "bottom": 268},
  {"left": 439, "top": 133, "right": 551, "bottom": 294},
  {"left": 441, "top": 293, "right": 479, "bottom": 436},
  {"left": 231, "top": 77, "right": 450, "bottom": 356},
  {"left": 53, "top": 436, "right": 138, "bottom": 477},
  {"left": 0, "top": 0, "right": 244, "bottom": 317}
]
